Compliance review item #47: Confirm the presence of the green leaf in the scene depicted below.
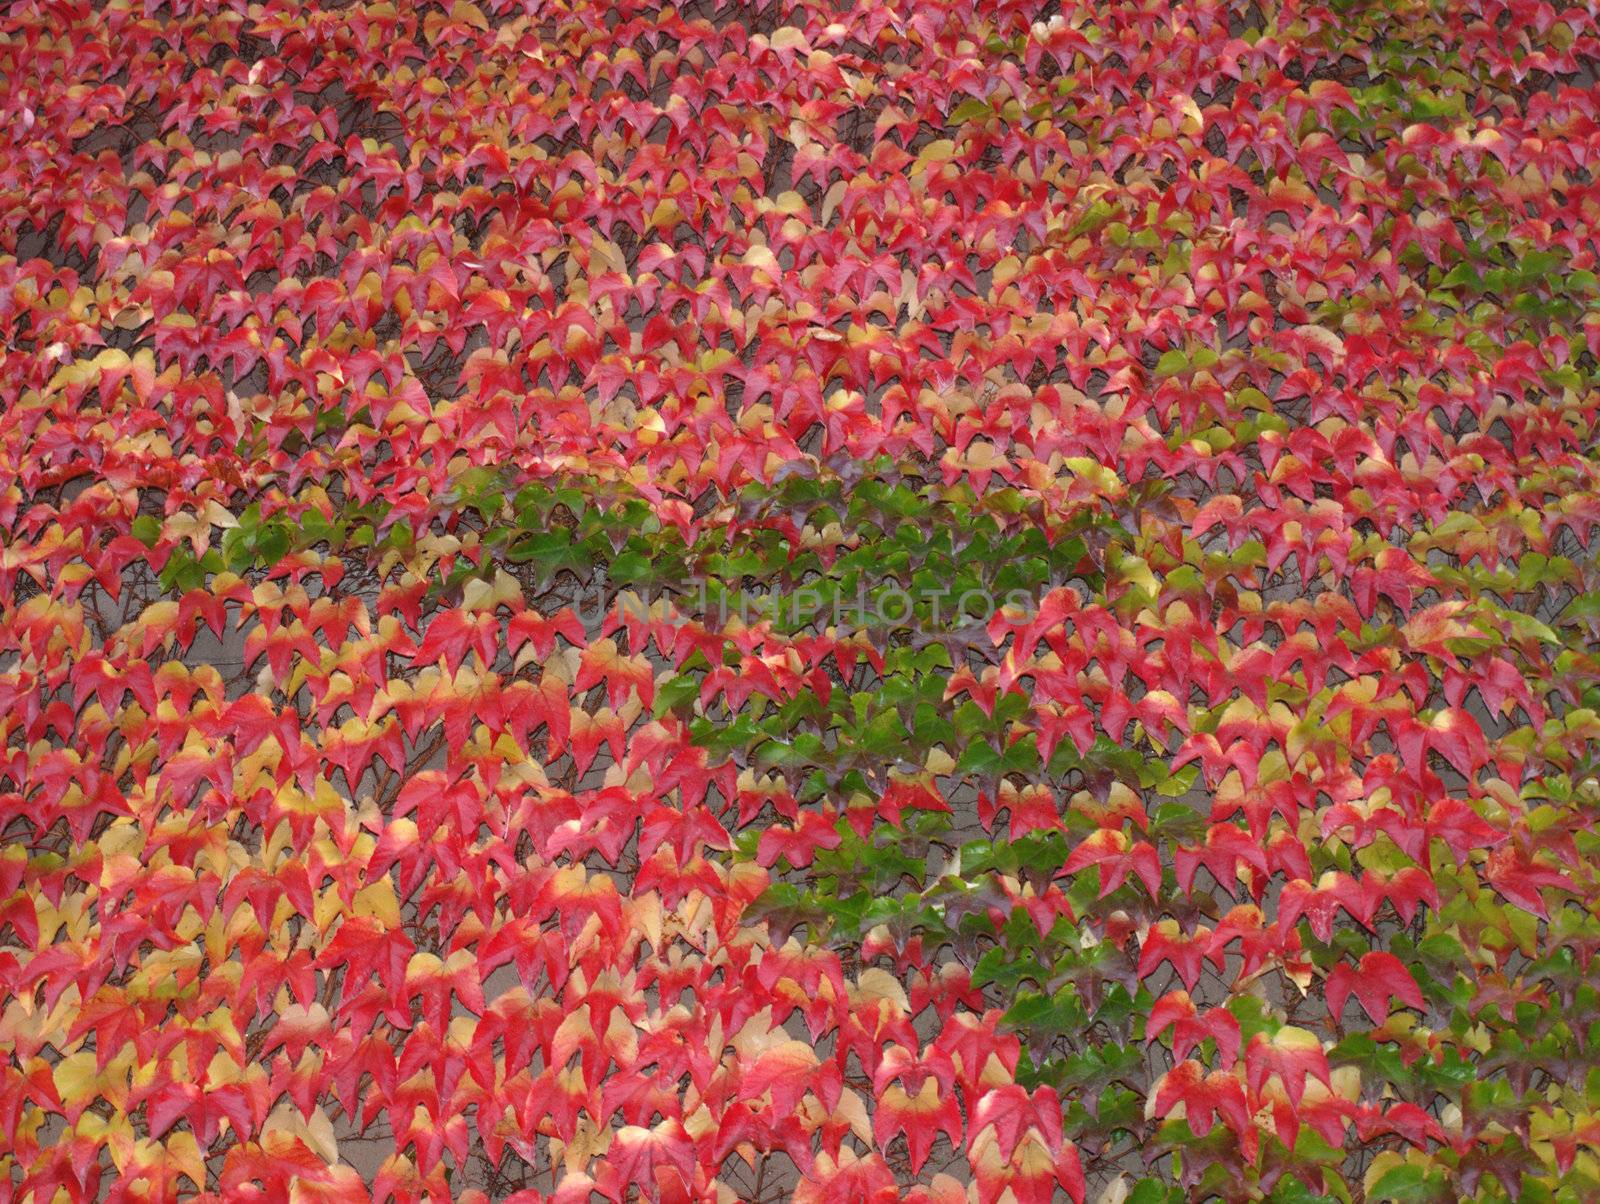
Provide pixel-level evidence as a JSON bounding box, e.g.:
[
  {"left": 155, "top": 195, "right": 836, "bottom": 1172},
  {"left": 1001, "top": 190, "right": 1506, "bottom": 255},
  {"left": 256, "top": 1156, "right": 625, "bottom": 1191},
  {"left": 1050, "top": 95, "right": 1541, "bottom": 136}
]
[
  {"left": 256, "top": 522, "right": 290, "bottom": 565},
  {"left": 1438, "top": 263, "right": 1482, "bottom": 291},
  {"left": 609, "top": 550, "right": 652, "bottom": 583},
  {"left": 1127, "top": 1180, "right": 1182, "bottom": 1204},
  {"left": 948, "top": 97, "right": 994, "bottom": 123},
  {"left": 1366, "top": 1163, "right": 1429, "bottom": 1202},
  {"left": 1155, "top": 349, "right": 1189, "bottom": 377},
  {"left": 654, "top": 674, "right": 700, "bottom": 718},
  {"left": 131, "top": 515, "right": 163, "bottom": 548}
]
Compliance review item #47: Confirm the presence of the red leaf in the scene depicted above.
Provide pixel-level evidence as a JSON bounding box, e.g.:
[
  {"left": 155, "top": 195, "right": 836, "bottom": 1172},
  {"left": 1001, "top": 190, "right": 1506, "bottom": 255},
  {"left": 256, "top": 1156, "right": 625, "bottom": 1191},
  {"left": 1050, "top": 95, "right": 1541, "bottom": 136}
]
[{"left": 1326, "top": 951, "right": 1425, "bottom": 1025}]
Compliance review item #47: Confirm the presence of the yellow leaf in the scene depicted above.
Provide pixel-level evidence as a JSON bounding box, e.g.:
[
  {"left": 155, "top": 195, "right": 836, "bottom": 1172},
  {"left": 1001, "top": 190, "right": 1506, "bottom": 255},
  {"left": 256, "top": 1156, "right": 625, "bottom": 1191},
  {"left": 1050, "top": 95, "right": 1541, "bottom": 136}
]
[
  {"left": 628, "top": 890, "right": 663, "bottom": 950},
  {"left": 263, "top": 1101, "right": 338, "bottom": 1164},
  {"left": 648, "top": 198, "right": 683, "bottom": 230},
  {"left": 852, "top": 967, "right": 910, "bottom": 1012},
  {"left": 682, "top": 1103, "right": 715, "bottom": 1141},
  {"left": 1114, "top": 553, "right": 1159, "bottom": 596},
  {"left": 558, "top": 1114, "right": 612, "bottom": 1171},
  {"left": 771, "top": 190, "right": 808, "bottom": 216},
  {"left": 742, "top": 244, "right": 779, "bottom": 279},
  {"left": 1177, "top": 93, "right": 1203, "bottom": 135},
  {"left": 54, "top": 1051, "right": 99, "bottom": 1105},
  {"left": 451, "top": 0, "right": 489, "bottom": 30},
  {"left": 589, "top": 236, "right": 626, "bottom": 276},
  {"left": 819, "top": 179, "right": 847, "bottom": 225},
  {"left": 353, "top": 878, "right": 400, "bottom": 927},
  {"left": 1095, "top": 1177, "right": 1131, "bottom": 1204},
  {"left": 166, "top": 1131, "right": 206, "bottom": 1190},
  {"left": 832, "top": 1086, "right": 873, "bottom": 1144}
]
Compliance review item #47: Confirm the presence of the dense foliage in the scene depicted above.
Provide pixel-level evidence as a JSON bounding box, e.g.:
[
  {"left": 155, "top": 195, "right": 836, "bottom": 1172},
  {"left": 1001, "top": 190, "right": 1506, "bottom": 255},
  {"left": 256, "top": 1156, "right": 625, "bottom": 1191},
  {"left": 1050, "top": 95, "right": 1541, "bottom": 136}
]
[{"left": 3, "top": 0, "right": 1600, "bottom": 1200}]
